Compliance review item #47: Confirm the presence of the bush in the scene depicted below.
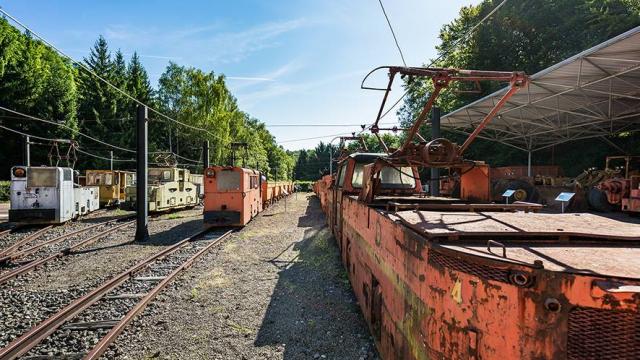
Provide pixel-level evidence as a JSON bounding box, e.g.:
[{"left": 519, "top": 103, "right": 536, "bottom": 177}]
[
  {"left": 295, "top": 181, "right": 315, "bottom": 192},
  {"left": 0, "top": 181, "right": 9, "bottom": 202}
]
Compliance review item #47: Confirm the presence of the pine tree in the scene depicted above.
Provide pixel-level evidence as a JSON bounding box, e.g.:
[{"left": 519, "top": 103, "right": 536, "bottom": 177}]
[{"left": 77, "top": 36, "right": 118, "bottom": 150}]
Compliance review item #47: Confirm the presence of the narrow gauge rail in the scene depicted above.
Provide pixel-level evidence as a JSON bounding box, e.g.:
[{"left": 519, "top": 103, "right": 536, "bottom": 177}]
[
  {"left": 0, "top": 220, "right": 134, "bottom": 286},
  {"left": 0, "top": 226, "right": 54, "bottom": 258},
  {"left": 0, "top": 229, "right": 233, "bottom": 359}
]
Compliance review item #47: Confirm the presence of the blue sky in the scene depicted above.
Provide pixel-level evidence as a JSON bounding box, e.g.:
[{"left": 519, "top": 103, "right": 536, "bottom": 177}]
[{"left": 2, "top": 0, "right": 481, "bottom": 150}]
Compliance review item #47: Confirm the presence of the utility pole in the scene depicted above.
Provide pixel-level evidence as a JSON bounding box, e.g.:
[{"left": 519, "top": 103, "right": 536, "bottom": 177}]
[
  {"left": 135, "top": 105, "right": 149, "bottom": 241},
  {"left": 110, "top": 151, "right": 113, "bottom": 171},
  {"left": 430, "top": 107, "right": 441, "bottom": 196},
  {"left": 202, "top": 141, "right": 209, "bottom": 170},
  {"left": 25, "top": 135, "right": 31, "bottom": 167}
]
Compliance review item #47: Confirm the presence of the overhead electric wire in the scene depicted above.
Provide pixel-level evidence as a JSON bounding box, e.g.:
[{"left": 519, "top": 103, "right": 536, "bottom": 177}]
[
  {"left": 1, "top": 106, "right": 203, "bottom": 164},
  {"left": 0, "top": 123, "right": 138, "bottom": 163},
  {"left": 377, "top": 0, "right": 407, "bottom": 67},
  {"left": 375, "top": 0, "right": 510, "bottom": 121},
  {"left": 0, "top": 8, "right": 224, "bottom": 143},
  {"left": 278, "top": 132, "right": 357, "bottom": 144},
  {"left": 0, "top": 124, "right": 66, "bottom": 143},
  {"left": 76, "top": 148, "right": 135, "bottom": 162},
  {"left": 0, "top": 106, "right": 137, "bottom": 153}
]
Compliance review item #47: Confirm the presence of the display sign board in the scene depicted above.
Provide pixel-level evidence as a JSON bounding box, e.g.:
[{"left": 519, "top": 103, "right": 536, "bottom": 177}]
[
  {"left": 555, "top": 192, "right": 575, "bottom": 202},
  {"left": 502, "top": 189, "right": 516, "bottom": 197}
]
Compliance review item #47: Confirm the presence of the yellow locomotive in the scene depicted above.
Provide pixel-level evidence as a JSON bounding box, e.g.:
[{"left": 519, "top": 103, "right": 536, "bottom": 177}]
[
  {"left": 124, "top": 167, "right": 200, "bottom": 212},
  {"left": 85, "top": 170, "right": 135, "bottom": 207}
]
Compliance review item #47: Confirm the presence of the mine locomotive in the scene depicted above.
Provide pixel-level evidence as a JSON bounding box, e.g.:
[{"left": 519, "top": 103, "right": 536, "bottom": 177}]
[
  {"left": 124, "top": 167, "right": 200, "bottom": 212},
  {"left": 203, "top": 165, "right": 293, "bottom": 227},
  {"left": 9, "top": 166, "right": 99, "bottom": 224}
]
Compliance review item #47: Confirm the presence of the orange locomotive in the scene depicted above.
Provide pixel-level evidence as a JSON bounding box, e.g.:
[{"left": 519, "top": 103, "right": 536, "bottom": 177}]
[
  {"left": 203, "top": 166, "right": 293, "bottom": 227},
  {"left": 314, "top": 66, "right": 640, "bottom": 359}
]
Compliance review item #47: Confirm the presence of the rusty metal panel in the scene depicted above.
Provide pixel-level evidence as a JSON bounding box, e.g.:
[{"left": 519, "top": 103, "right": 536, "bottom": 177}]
[
  {"left": 394, "top": 211, "right": 640, "bottom": 241},
  {"left": 567, "top": 307, "right": 639, "bottom": 359}
]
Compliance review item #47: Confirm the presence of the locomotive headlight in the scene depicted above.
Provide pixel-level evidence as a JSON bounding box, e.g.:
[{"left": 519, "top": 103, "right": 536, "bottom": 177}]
[
  {"left": 206, "top": 169, "right": 215, "bottom": 178},
  {"left": 12, "top": 167, "right": 26, "bottom": 178}
]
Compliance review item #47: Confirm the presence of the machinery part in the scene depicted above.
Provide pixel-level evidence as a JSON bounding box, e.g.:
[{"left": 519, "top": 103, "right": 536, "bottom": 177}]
[
  {"left": 597, "top": 178, "right": 628, "bottom": 205},
  {"left": 587, "top": 187, "right": 614, "bottom": 213},
  {"left": 419, "top": 138, "right": 461, "bottom": 165},
  {"left": 362, "top": 66, "right": 527, "bottom": 167},
  {"left": 504, "top": 179, "right": 540, "bottom": 203}
]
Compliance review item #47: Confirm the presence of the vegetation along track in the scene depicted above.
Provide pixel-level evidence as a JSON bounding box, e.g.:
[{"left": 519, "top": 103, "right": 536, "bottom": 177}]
[
  {"left": 0, "top": 228, "right": 233, "bottom": 359},
  {"left": 0, "top": 219, "right": 134, "bottom": 286}
]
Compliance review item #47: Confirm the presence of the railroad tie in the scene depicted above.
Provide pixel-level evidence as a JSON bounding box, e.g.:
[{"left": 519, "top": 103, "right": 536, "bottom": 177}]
[
  {"left": 62, "top": 319, "right": 120, "bottom": 330},
  {"left": 104, "top": 293, "right": 147, "bottom": 300},
  {"left": 20, "top": 354, "right": 84, "bottom": 360},
  {"left": 133, "top": 276, "right": 166, "bottom": 282}
]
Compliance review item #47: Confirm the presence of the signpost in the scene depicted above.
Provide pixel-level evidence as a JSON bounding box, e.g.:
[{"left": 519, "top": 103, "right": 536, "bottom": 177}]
[
  {"left": 502, "top": 189, "right": 516, "bottom": 204},
  {"left": 555, "top": 192, "right": 575, "bottom": 213}
]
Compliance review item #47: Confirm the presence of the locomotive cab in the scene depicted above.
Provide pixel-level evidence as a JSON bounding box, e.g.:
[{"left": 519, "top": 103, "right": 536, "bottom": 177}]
[
  {"left": 10, "top": 166, "right": 75, "bottom": 224},
  {"left": 327, "top": 153, "right": 423, "bottom": 239},
  {"left": 203, "top": 166, "right": 262, "bottom": 226}
]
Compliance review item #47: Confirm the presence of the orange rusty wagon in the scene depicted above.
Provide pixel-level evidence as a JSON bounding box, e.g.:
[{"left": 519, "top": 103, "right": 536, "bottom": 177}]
[{"left": 313, "top": 65, "right": 640, "bottom": 359}]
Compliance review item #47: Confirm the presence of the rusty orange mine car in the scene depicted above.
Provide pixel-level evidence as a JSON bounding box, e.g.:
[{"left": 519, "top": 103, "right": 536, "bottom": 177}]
[
  {"left": 203, "top": 166, "right": 293, "bottom": 227},
  {"left": 314, "top": 66, "right": 640, "bottom": 359}
]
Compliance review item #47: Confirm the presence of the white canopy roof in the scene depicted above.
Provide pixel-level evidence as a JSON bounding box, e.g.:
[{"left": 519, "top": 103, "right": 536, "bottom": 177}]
[{"left": 442, "top": 26, "right": 640, "bottom": 153}]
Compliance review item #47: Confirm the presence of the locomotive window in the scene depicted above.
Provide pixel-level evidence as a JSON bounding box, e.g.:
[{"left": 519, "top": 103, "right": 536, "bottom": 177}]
[
  {"left": 87, "top": 173, "right": 96, "bottom": 185},
  {"left": 27, "top": 168, "right": 57, "bottom": 187},
  {"left": 352, "top": 164, "right": 364, "bottom": 188},
  {"left": 163, "top": 171, "right": 172, "bottom": 181},
  {"left": 218, "top": 171, "right": 241, "bottom": 191},
  {"left": 63, "top": 169, "right": 72, "bottom": 181},
  {"left": 104, "top": 173, "right": 113, "bottom": 185},
  {"left": 337, "top": 165, "right": 346, "bottom": 187},
  {"left": 250, "top": 176, "right": 258, "bottom": 189},
  {"left": 380, "top": 166, "right": 416, "bottom": 189}
]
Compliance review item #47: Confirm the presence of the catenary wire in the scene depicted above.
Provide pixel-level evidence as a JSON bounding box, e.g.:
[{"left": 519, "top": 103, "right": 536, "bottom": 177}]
[
  {"left": 377, "top": 0, "right": 407, "bottom": 67},
  {"left": 1, "top": 106, "right": 203, "bottom": 164},
  {"left": 0, "top": 106, "right": 137, "bottom": 153},
  {"left": 0, "top": 124, "right": 138, "bottom": 162},
  {"left": 375, "top": 0, "right": 510, "bottom": 121}
]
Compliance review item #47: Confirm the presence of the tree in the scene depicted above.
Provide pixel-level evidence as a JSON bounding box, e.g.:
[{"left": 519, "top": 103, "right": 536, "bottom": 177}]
[{"left": 0, "top": 18, "right": 78, "bottom": 175}]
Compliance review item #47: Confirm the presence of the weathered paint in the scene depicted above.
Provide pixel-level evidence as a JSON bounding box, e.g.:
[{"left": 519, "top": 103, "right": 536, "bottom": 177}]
[{"left": 315, "top": 162, "right": 640, "bottom": 359}]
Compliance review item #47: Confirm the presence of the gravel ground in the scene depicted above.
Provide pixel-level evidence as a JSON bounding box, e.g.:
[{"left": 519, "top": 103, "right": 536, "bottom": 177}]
[
  {"left": 113, "top": 193, "right": 377, "bottom": 360},
  {"left": 0, "top": 207, "right": 206, "bottom": 350}
]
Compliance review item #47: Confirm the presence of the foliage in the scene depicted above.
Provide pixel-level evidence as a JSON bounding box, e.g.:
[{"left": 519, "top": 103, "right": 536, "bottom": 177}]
[
  {"left": 0, "top": 181, "right": 9, "bottom": 201},
  {"left": 295, "top": 180, "right": 314, "bottom": 192},
  {"left": 293, "top": 142, "right": 339, "bottom": 181},
  {"left": 0, "top": 21, "right": 295, "bottom": 180},
  {"left": 0, "top": 18, "right": 78, "bottom": 177},
  {"left": 398, "top": 0, "right": 640, "bottom": 175}
]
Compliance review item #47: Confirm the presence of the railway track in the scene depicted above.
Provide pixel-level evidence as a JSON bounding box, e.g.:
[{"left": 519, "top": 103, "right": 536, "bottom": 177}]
[
  {"left": 0, "top": 228, "right": 233, "bottom": 359},
  {"left": 0, "top": 220, "right": 134, "bottom": 286}
]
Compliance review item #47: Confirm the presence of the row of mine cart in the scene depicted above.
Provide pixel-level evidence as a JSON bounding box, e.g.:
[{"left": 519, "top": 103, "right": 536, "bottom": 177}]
[
  {"left": 8, "top": 165, "right": 293, "bottom": 226},
  {"left": 313, "top": 151, "right": 640, "bottom": 360}
]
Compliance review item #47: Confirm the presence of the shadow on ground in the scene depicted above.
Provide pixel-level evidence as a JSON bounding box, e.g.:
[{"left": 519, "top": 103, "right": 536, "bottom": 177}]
[{"left": 254, "top": 197, "right": 377, "bottom": 359}]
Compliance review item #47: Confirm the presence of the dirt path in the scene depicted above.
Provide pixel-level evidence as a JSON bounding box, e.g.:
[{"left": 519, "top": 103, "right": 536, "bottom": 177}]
[{"left": 114, "top": 194, "right": 377, "bottom": 359}]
